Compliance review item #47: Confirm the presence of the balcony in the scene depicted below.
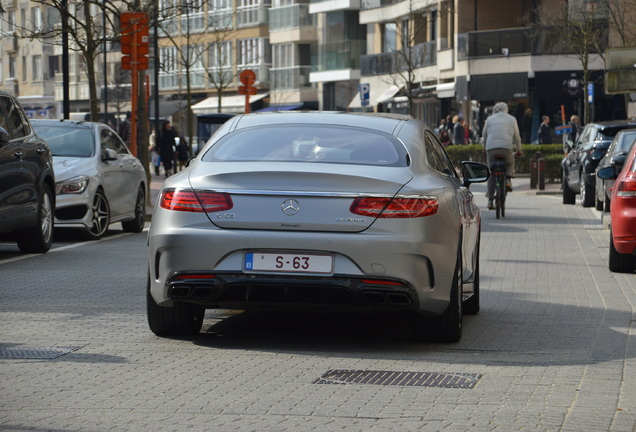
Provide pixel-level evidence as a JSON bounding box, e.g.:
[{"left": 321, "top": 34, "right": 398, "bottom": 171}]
[
  {"left": 271, "top": 66, "right": 312, "bottom": 90},
  {"left": 361, "top": 41, "right": 436, "bottom": 76},
  {"left": 269, "top": 4, "right": 313, "bottom": 31},
  {"left": 237, "top": 4, "right": 269, "bottom": 28},
  {"left": 311, "top": 39, "right": 365, "bottom": 72},
  {"left": 359, "top": 0, "right": 401, "bottom": 9},
  {"left": 457, "top": 26, "right": 607, "bottom": 60}
]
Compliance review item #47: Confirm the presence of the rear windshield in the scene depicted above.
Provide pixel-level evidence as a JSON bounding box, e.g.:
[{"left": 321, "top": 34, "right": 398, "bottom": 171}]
[
  {"left": 596, "top": 126, "right": 633, "bottom": 141},
  {"left": 33, "top": 125, "right": 94, "bottom": 157},
  {"left": 617, "top": 131, "right": 636, "bottom": 153},
  {"left": 201, "top": 124, "right": 406, "bottom": 166}
]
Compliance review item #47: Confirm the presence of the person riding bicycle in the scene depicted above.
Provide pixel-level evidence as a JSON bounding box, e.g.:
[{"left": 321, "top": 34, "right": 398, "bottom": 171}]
[{"left": 482, "top": 102, "right": 523, "bottom": 210}]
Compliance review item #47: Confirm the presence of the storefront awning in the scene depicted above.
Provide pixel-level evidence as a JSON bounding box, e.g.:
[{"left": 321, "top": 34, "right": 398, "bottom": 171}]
[
  {"left": 436, "top": 82, "right": 456, "bottom": 99},
  {"left": 349, "top": 84, "right": 401, "bottom": 109},
  {"left": 191, "top": 93, "right": 269, "bottom": 114}
]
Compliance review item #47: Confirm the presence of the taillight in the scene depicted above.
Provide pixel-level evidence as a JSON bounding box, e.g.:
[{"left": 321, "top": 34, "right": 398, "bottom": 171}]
[
  {"left": 160, "top": 188, "right": 233, "bottom": 212},
  {"left": 350, "top": 196, "right": 439, "bottom": 218},
  {"left": 616, "top": 177, "right": 636, "bottom": 197}
]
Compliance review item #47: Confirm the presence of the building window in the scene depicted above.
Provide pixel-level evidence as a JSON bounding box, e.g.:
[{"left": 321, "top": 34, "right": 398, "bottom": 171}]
[
  {"left": 237, "top": 0, "right": 268, "bottom": 27},
  {"left": 33, "top": 55, "right": 43, "bottom": 81},
  {"left": 8, "top": 11, "right": 17, "bottom": 33},
  {"left": 32, "top": 7, "right": 43, "bottom": 31},
  {"left": 9, "top": 57, "right": 16, "bottom": 78},
  {"left": 0, "top": 60, "right": 3, "bottom": 82},
  {"left": 209, "top": 40, "right": 232, "bottom": 67},
  {"left": 238, "top": 38, "right": 268, "bottom": 66},
  {"left": 272, "top": 43, "right": 294, "bottom": 69},
  {"left": 22, "top": 56, "right": 27, "bottom": 81},
  {"left": 382, "top": 23, "right": 396, "bottom": 53},
  {"left": 48, "top": 55, "right": 59, "bottom": 79}
]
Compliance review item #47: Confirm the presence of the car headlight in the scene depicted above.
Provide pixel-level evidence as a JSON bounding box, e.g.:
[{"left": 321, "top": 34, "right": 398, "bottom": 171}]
[{"left": 56, "top": 176, "right": 90, "bottom": 195}]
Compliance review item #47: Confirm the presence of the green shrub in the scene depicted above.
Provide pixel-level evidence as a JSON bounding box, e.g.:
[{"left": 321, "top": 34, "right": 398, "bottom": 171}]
[{"left": 445, "top": 143, "right": 563, "bottom": 181}]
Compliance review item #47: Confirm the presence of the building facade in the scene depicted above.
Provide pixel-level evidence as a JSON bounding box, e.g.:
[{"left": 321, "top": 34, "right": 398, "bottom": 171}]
[{"left": 0, "top": 0, "right": 634, "bottom": 143}]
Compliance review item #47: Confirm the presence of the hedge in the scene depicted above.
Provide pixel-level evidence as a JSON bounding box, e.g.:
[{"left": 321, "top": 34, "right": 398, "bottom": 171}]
[{"left": 445, "top": 144, "right": 564, "bottom": 182}]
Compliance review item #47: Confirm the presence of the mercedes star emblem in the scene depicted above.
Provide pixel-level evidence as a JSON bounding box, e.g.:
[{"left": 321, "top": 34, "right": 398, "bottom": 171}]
[{"left": 281, "top": 199, "right": 300, "bottom": 216}]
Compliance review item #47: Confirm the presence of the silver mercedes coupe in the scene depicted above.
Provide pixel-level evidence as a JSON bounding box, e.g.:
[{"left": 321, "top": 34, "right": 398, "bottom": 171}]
[{"left": 147, "top": 112, "right": 489, "bottom": 342}]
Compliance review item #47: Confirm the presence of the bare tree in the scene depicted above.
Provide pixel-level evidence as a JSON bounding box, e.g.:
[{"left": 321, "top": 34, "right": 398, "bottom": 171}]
[
  {"left": 383, "top": 1, "right": 448, "bottom": 117},
  {"left": 11, "top": 0, "right": 144, "bottom": 122},
  {"left": 535, "top": 1, "right": 611, "bottom": 124},
  {"left": 156, "top": 1, "right": 237, "bottom": 154}
]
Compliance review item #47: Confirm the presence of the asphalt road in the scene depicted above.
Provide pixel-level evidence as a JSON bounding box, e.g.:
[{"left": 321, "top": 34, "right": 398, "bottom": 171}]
[{"left": 0, "top": 179, "right": 635, "bottom": 431}]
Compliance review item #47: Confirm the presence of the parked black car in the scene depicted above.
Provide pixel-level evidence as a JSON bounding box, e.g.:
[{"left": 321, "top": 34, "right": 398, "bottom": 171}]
[
  {"left": 0, "top": 91, "right": 55, "bottom": 253},
  {"left": 562, "top": 120, "right": 636, "bottom": 207},
  {"left": 594, "top": 129, "right": 636, "bottom": 212}
]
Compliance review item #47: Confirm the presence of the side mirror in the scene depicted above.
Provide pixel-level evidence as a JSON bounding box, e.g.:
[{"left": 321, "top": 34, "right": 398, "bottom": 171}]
[
  {"left": 0, "top": 127, "right": 9, "bottom": 146},
  {"left": 102, "top": 148, "right": 118, "bottom": 161},
  {"left": 597, "top": 166, "right": 618, "bottom": 180},
  {"left": 461, "top": 161, "right": 490, "bottom": 187}
]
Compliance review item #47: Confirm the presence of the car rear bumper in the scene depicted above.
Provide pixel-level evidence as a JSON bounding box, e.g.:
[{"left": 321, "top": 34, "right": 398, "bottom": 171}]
[{"left": 148, "top": 213, "right": 462, "bottom": 316}]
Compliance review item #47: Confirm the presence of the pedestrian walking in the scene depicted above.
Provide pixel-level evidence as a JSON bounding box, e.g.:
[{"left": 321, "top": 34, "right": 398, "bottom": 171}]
[
  {"left": 452, "top": 116, "right": 466, "bottom": 145},
  {"left": 176, "top": 135, "right": 190, "bottom": 172},
  {"left": 538, "top": 115, "right": 552, "bottom": 144},
  {"left": 158, "top": 121, "right": 176, "bottom": 177}
]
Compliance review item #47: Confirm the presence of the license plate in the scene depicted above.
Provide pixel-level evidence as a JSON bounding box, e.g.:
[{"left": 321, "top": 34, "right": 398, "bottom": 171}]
[{"left": 244, "top": 252, "right": 334, "bottom": 274}]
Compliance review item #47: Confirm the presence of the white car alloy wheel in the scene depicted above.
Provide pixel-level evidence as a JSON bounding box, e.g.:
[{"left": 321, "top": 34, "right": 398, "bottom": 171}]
[{"left": 84, "top": 190, "right": 110, "bottom": 240}]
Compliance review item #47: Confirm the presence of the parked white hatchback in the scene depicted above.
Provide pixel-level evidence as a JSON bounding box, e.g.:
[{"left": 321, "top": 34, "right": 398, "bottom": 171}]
[{"left": 31, "top": 119, "right": 146, "bottom": 239}]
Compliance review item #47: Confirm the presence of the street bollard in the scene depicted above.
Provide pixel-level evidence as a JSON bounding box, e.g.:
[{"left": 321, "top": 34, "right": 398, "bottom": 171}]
[
  {"left": 530, "top": 156, "right": 538, "bottom": 189},
  {"left": 538, "top": 157, "right": 545, "bottom": 190}
]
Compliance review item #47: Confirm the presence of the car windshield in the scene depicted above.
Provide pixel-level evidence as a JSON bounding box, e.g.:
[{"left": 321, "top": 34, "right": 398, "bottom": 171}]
[
  {"left": 202, "top": 124, "right": 405, "bottom": 166},
  {"left": 33, "top": 125, "right": 94, "bottom": 157}
]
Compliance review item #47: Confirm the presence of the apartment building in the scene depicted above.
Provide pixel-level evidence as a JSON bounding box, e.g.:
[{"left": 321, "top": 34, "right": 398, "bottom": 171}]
[
  {"left": 1, "top": 0, "right": 633, "bottom": 141},
  {"left": 357, "top": 0, "right": 633, "bottom": 141}
]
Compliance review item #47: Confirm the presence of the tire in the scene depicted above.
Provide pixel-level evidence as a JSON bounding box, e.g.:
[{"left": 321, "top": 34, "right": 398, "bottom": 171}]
[
  {"left": 595, "top": 181, "right": 604, "bottom": 211},
  {"left": 579, "top": 173, "right": 594, "bottom": 207},
  {"left": 17, "top": 183, "right": 54, "bottom": 254},
  {"left": 147, "top": 275, "right": 204, "bottom": 336},
  {"left": 463, "top": 235, "right": 480, "bottom": 315},
  {"left": 604, "top": 194, "right": 611, "bottom": 213},
  {"left": 609, "top": 230, "right": 635, "bottom": 273},
  {"left": 82, "top": 189, "right": 110, "bottom": 240},
  {"left": 412, "top": 247, "right": 463, "bottom": 343},
  {"left": 562, "top": 171, "right": 576, "bottom": 204},
  {"left": 121, "top": 186, "right": 146, "bottom": 233}
]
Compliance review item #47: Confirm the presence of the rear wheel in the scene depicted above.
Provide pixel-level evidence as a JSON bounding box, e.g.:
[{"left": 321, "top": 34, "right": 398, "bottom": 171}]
[
  {"left": 17, "top": 184, "right": 54, "bottom": 253},
  {"left": 562, "top": 172, "right": 576, "bottom": 204},
  {"left": 82, "top": 189, "right": 110, "bottom": 240},
  {"left": 579, "top": 173, "right": 594, "bottom": 207},
  {"left": 609, "top": 230, "right": 636, "bottom": 273},
  {"left": 147, "top": 275, "right": 204, "bottom": 336},
  {"left": 121, "top": 186, "right": 145, "bottom": 233},
  {"left": 412, "top": 248, "right": 463, "bottom": 343}
]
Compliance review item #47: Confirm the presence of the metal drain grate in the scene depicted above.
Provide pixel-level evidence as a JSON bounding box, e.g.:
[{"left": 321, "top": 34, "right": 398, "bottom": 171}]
[
  {"left": 0, "top": 346, "right": 82, "bottom": 360},
  {"left": 314, "top": 369, "right": 482, "bottom": 389}
]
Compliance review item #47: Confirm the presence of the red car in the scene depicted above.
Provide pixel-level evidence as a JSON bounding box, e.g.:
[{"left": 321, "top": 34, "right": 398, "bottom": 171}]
[{"left": 598, "top": 142, "right": 636, "bottom": 273}]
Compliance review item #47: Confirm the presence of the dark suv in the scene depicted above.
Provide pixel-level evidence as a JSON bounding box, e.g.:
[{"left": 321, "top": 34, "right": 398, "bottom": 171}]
[
  {"left": 562, "top": 120, "right": 636, "bottom": 207},
  {"left": 0, "top": 92, "right": 55, "bottom": 253}
]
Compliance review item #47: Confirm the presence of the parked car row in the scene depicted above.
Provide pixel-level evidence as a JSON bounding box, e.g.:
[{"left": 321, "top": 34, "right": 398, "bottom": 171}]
[
  {"left": 0, "top": 91, "right": 146, "bottom": 253},
  {"left": 562, "top": 119, "right": 636, "bottom": 274}
]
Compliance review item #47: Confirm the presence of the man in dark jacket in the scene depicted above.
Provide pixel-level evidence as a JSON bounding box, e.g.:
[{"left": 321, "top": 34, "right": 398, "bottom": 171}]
[{"left": 538, "top": 116, "right": 552, "bottom": 144}]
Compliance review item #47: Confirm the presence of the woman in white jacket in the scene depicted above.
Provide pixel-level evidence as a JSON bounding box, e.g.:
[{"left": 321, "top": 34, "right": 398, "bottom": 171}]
[{"left": 482, "top": 102, "right": 523, "bottom": 209}]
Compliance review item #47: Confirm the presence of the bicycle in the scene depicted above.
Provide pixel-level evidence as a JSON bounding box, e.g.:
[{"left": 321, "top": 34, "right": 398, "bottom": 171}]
[{"left": 490, "top": 155, "right": 508, "bottom": 219}]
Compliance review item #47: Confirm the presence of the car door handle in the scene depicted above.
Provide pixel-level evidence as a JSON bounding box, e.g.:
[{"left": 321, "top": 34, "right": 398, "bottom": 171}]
[{"left": 14, "top": 151, "right": 23, "bottom": 159}]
